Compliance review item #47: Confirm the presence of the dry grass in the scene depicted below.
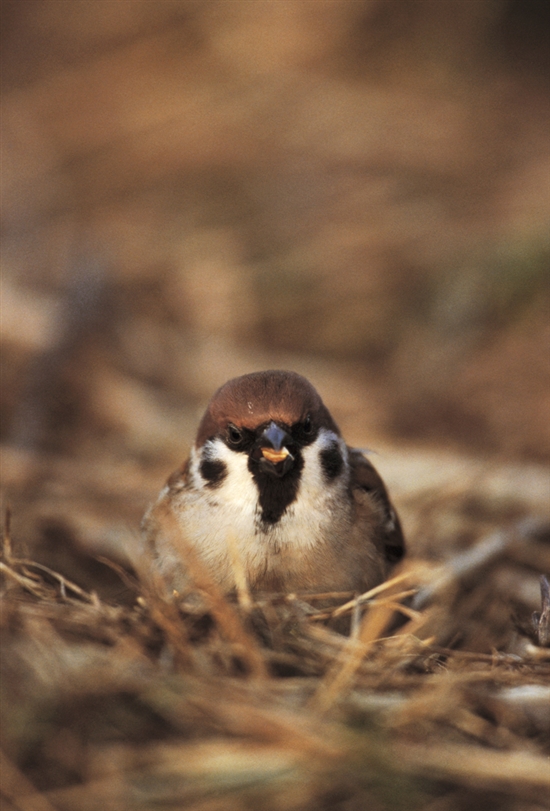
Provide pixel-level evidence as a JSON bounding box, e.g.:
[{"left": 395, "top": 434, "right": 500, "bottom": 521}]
[{"left": 1, "top": 506, "right": 549, "bottom": 811}]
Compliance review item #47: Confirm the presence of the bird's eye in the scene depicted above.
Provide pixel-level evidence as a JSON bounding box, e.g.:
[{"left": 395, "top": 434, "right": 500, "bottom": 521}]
[
  {"left": 227, "top": 424, "right": 243, "bottom": 445},
  {"left": 303, "top": 414, "right": 313, "bottom": 434}
]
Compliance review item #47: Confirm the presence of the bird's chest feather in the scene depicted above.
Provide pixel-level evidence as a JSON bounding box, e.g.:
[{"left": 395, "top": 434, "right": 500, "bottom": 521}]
[{"left": 167, "top": 441, "right": 352, "bottom": 588}]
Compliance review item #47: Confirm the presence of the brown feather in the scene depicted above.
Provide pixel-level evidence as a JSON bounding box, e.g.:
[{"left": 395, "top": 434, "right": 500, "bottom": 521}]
[
  {"left": 196, "top": 370, "right": 339, "bottom": 445},
  {"left": 348, "top": 448, "right": 405, "bottom": 565}
]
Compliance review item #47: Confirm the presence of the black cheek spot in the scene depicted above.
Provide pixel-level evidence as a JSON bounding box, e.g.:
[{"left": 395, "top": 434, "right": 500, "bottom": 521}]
[
  {"left": 199, "top": 458, "right": 227, "bottom": 488},
  {"left": 320, "top": 444, "right": 344, "bottom": 481}
]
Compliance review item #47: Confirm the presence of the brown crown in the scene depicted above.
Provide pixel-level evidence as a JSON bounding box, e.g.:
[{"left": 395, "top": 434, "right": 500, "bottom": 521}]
[{"left": 195, "top": 370, "right": 340, "bottom": 446}]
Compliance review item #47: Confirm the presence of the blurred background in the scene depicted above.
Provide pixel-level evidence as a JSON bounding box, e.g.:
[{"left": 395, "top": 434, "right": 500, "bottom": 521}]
[{"left": 1, "top": 0, "right": 549, "bottom": 575}]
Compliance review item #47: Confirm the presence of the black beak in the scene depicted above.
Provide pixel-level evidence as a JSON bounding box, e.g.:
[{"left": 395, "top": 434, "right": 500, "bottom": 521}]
[
  {"left": 253, "top": 421, "right": 295, "bottom": 478},
  {"left": 262, "top": 422, "right": 288, "bottom": 451}
]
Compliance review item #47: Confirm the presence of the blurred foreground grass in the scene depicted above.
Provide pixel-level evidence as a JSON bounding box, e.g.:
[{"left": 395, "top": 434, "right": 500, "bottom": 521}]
[{"left": 1, "top": 507, "right": 550, "bottom": 811}]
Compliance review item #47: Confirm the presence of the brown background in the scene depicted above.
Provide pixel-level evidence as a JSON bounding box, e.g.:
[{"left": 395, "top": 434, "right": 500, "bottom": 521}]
[{"left": 2, "top": 0, "right": 549, "bottom": 565}]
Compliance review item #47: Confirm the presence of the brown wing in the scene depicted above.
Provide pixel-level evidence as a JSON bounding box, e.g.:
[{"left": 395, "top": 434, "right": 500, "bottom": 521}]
[
  {"left": 348, "top": 448, "right": 405, "bottom": 566},
  {"left": 165, "top": 457, "right": 191, "bottom": 493}
]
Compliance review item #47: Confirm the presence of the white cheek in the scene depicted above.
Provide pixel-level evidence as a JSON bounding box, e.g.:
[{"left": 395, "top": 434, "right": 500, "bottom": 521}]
[
  {"left": 193, "top": 439, "right": 259, "bottom": 510},
  {"left": 277, "top": 429, "right": 349, "bottom": 547},
  {"left": 300, "top": 429, "right": 348, "bottom": 493},
  {"left": 173, "top": 440, "right": 260, "bottom": 580},
  {"left": 316, "top": 427, "right": 345, "bottom": 452}
]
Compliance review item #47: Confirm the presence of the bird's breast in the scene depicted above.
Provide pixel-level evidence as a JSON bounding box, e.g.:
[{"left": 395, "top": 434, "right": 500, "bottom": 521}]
[{"left": 157, "top": 439, "right": 354, "bottom": 591}]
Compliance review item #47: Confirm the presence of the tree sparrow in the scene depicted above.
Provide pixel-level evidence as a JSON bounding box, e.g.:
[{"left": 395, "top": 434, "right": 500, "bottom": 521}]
[{"left": 143, "top": 371, "right": 404, "bottom": 595}]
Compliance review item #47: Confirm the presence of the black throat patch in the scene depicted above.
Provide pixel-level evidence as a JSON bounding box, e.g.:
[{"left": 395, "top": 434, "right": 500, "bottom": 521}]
[{"left": 249, "top": 453, "right": 304, "bottom": 525}]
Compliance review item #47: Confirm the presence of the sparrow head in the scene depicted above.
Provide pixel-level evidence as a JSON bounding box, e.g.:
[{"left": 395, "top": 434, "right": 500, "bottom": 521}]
[
  {"left": 194, "top": 371, "right": 346, "bottom": 523},
  {"left": 195, "top": 371, "right": 340, "bottom": 466},
  {"left": 196, "top": 370, "right": 339, "bottom": 447}
]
